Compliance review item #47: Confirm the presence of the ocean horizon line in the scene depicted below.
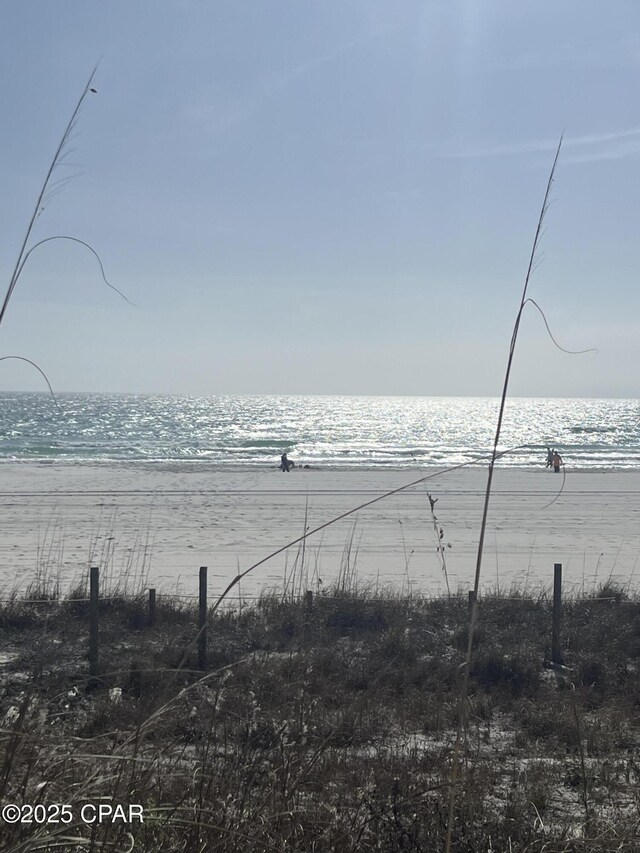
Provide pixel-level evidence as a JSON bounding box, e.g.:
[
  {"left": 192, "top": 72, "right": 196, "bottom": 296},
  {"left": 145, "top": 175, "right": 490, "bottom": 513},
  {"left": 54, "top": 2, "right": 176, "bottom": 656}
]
[{"left": 1, "top": 390, "right": 639, "bottom": 401}]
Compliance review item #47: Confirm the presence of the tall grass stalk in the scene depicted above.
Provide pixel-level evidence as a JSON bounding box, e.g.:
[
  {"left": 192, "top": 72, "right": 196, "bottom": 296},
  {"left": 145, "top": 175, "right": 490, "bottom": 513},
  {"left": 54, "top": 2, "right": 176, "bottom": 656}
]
[
  {"left": 444, "top": 136, "right": 563, "bottom": 853},
  {"left": 1, "top": 69, "right": 96, "bottom": 329},
  {"left": 397, "top": 517, "right": 414, "bottom": 598},
  {"left": 427, "top": 492, "right": 450, "bottom": 596},
  {"left": 0, "top": 68, "right": 129, "bottom": 398},
  {"left": 572, "top": 686, "right": 591, "bottom": 833}
]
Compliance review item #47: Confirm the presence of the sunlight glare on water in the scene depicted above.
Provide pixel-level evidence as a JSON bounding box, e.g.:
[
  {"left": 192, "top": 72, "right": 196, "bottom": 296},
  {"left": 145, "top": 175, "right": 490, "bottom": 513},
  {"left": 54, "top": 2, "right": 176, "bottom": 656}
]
[{"left": 0, "top": 393, "right": 638, "bottom": 469}]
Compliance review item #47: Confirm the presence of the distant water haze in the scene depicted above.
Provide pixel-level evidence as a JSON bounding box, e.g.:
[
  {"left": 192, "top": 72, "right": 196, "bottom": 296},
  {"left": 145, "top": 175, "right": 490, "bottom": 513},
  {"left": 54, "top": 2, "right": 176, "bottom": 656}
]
[{"left": 0, "top": 394, "right": 638, "bottom": 470}]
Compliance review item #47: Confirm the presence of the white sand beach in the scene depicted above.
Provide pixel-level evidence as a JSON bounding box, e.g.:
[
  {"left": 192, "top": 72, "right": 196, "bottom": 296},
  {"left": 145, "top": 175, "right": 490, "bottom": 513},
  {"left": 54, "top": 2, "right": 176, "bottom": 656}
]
[{"left": 0, "top": 462, "right": 638, "bottom": 600}]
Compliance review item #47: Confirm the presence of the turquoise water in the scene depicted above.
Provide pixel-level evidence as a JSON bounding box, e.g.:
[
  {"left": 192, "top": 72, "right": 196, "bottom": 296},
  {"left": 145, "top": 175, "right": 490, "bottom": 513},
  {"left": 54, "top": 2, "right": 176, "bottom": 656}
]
[{"left": 0, "top": 393, "right": 638, "bottom": 469}]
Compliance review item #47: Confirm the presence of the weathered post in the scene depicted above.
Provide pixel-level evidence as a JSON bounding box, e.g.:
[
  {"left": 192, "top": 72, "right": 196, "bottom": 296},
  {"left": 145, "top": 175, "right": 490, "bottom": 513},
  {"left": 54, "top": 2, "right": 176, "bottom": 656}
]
[
  {"left": 468, "top": 589, "right": 476, "bottom": 616},
  {"left": 552, "top": 563, "right": 563, "bottom": 665},
  {"left": 89, "top": 566, "right": 99, "bottom": 688},
  {"left": 305, "top": 590, "right": 313, "bottom": 614},
  {"left": 198, "top": 566, "right": 207, "bottom": 671},
  {"left": 148, "top": 588, "right": 156, "bottom": 627}
]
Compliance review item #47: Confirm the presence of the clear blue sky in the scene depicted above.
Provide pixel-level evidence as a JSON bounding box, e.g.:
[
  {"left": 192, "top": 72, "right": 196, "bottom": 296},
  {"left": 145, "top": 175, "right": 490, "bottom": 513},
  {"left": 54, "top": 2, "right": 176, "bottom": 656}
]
[{"left": 1, "top": 1, "right": 639, "bottom": 396}]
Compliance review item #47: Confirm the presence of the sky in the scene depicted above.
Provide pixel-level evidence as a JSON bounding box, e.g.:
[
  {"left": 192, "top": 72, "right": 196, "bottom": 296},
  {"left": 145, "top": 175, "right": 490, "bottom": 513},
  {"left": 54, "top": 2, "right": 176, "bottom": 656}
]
[{"left": 1, "top": 1, "right": 640, "bottom": 396}]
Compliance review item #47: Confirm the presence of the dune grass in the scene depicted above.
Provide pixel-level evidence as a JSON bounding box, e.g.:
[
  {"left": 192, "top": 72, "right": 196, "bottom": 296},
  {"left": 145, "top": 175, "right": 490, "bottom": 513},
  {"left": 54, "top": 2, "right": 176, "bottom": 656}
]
[{"left": 1, "top": 578, "right": 640, "bottom": 852}]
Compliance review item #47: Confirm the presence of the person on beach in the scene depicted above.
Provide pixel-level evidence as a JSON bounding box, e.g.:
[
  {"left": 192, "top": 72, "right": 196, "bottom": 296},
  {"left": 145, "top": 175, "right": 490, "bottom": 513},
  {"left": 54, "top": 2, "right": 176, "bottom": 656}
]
[
  {"left": 552, "top": 450, "right": 563, "bottom": 473},
  {"left": 546, "top": 447, "right": 554, "bottom": 469},
  {"left": 280, "top": 452, "right": 292, "bottom": 472}
]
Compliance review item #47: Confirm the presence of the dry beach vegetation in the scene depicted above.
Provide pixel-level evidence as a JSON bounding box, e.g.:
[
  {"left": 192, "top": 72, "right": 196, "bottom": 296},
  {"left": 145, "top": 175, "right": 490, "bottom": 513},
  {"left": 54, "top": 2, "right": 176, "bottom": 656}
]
[{"left": 1, "top": 573, "right": 640, "bottom": 851}]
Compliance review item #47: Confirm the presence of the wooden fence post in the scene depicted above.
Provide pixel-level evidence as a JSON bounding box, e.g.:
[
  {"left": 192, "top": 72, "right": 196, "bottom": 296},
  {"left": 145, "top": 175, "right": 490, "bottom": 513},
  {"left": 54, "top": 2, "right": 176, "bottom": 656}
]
[
  {"left": 468, "top": 589, "right": 476, "bottom": 616},
  {"left": 148, "top": 588, "right": 156, "bottom": 627},
  {"left": 552, "top": 563, "right": 563, "bottom": 665},
  {"left": 305, "top": 590, "right": 313, "bottom": 613},
  {"left": 89, "top": 566, "right": 99, "bottom": 688},
  {"left": 198, "top": 566, "right": 207, "bottom": 671}
]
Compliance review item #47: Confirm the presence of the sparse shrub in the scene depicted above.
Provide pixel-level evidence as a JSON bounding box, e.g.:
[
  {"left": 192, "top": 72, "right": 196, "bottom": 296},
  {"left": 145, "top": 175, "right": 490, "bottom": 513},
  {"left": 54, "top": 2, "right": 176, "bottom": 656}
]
[
  {"left": 453, "top": 624, "right": 486, "bottom": 651},
  {"left": 324, "top": 597, "right": 388, "bottom": 635},
  {"left": 579, "top": 658, "right": 607, "bottom": 690},
  {"left": 372, "top": 627, "right": 418, "bottom": 665},
  {"left": 471, "top": 649, "right": 541, "bottom": 697}
]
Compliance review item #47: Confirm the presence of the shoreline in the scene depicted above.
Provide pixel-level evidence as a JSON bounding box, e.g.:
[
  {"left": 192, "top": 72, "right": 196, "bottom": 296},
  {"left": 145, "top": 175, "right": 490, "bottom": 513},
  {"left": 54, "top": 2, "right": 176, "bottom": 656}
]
[{"left": 3, "top": 457, "right": 640, "bottom": 473}]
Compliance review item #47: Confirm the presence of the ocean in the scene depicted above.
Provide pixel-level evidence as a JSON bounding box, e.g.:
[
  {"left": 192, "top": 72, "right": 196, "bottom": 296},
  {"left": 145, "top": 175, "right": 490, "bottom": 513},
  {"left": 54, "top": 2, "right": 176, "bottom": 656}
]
[{"left": 0, "top": 393, "right": 638, "bottom": 470}]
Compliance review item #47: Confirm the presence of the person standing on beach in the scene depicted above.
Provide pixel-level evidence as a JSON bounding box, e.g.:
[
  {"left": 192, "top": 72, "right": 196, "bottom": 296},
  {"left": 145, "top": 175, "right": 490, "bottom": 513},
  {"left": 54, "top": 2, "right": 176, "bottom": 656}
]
[
  {"left": 552, "top": 450, "right": 563, "bottom": 473},
  {"left": 280, "top": 452, "right": 291, "bottom": 472},
  {"left": 546, "top": 447, "right": 554, "bottom": 469}
]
